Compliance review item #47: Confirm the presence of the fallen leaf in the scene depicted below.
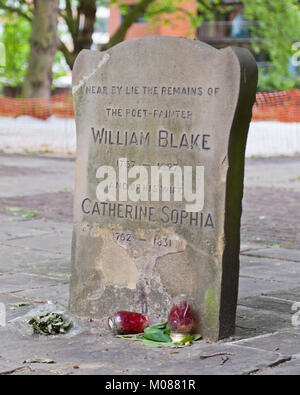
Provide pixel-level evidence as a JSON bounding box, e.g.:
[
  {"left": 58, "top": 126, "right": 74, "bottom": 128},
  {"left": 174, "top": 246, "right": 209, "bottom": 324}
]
[
  {"left": 24, "top": 357, "right": 55, "bottom": 364},
  {"left": 22, "top": 210, "right": 38, "bottom": 219},
  {"left": 10, "top": 302, "right": 31, "bottom": 307}
]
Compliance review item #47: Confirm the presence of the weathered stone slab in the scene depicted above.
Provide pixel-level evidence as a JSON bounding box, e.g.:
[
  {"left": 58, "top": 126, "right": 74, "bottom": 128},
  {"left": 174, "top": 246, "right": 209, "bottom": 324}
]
[
  {"left": 240, "top": 255, "right": 300, "bottom": 286},
  {"left": 256, "top": 359, "right": 300, "bottom": 375},
  {"left": 70, "top": 36, "right": 257, "bottom": 340},
  {"left": 238, "top": 276, "right": 289, "bottom": 299},
  {"left": 242, "top": 247, "right": 300, "bottom": 263},
  {"left": 0, "top": 273, "right": 63, "bottom": 293},
  {"left": 262, "top": 287, "right": 300, "bottom": 302},
  {"left": 236, "top": 305, "right": 291, "bottom": 338},
  {"left": 3, "top": 231, "right": 72, "bottom": 256},
  {"left": 236, "top": 331, "right": 300, "bottom": 356}
]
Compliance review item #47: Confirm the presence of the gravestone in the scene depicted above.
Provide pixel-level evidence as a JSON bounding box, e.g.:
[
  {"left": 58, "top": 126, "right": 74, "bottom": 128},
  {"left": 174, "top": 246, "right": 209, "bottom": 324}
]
[{"left": 70, "top": 36, "right": 257, "bottom": 341}]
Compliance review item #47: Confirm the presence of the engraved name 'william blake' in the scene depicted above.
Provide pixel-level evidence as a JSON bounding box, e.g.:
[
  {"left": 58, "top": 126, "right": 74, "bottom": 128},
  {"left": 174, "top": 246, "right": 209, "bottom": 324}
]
[{"left": 91, "top": 128, "right": 211, "bottom": 151}]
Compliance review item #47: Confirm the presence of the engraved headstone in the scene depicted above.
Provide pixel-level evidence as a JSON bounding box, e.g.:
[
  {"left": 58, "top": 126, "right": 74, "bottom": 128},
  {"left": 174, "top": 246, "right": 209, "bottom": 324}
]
[{"left": 70, "top": 36, "right": 257, "bottom": 341}]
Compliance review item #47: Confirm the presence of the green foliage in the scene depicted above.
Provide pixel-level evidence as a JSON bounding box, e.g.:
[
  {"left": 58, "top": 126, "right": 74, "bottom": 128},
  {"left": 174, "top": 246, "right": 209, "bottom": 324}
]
[
  {"left": 0, "top": 13, "right": 31, "bottom": 88},
  {"left": 242, "top": 0, "right": 300, "bottom": 91},
  {"left": 141, "top": 0, "right": 221, "bottom": 30},
  {"left": 258, "top": 68, "right": 296, "bottom": 92}
]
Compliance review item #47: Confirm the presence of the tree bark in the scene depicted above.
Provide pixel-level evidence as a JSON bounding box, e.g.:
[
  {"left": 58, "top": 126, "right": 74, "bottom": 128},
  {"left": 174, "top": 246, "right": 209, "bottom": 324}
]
[
  {"left": 22, "top": 0, "right": 59, "bottom": 98},
  {"left": 59, "top": 0, "right": 155, "bottom": 70},
  {"left": 74, "top": 0, "right": 97, "bottom": 55}
]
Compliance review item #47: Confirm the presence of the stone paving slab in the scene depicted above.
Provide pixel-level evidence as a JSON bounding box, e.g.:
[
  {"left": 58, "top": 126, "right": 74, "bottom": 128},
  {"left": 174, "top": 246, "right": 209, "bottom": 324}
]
[
  {"left": 0, "top": 154, "right": 75, "bottom": 198},
  {"left": 244, "top": 156, "right": 300, "bottom": 191},
  {"left": 238, "top": 295, "right": 295, "bottom": 315},
  {"left": 235, "top": 305, "right": 291, "bottom": 338},
  {"left": 0, "top": 215, "right": 72, "bottom": 241},
  {"left": 240, "top": 255, "right": 300, "bottom": 286},
  {"left": 255, "top": 359, "right": 300, "bottom": 375},
  {"left": 0, "top": 215, "right": 71, "bottom": 233},
  {"left": 242, "top": 247, "right": 300, "bottom": 263},
  {"left": 0, "top": 358, "right": 25, "bottom": 375},
  {"left": 0, "top": 246, "right": 70, "bottom": 279},
  {"left": 233, "top": 330, "right": 300, "bottom": 356},
  {"left": 261, "top": 287, "right": 300, "bottom": 302},
  {"left": 2, "top": 231, "right": 72, "bottom": 256},
  {"left": 0, "top": 325, "right": 290, "bottom": 375},
  {"left": 240, "top": 242, "right": 267, "bottom": 252},
  {"left": 0, "top": 226, "right": 51, "bottom": 242},
  {"left": 237, "top": 276, "right": 291, "bottom": 299},
  {"left": 0, "top": 293, "right": 39, "bottom": 321},
  {"left": 0, "top": 273, "right": 65, "bottom": 293},
  {"left": 15, "top": 283, "right": 69, "bottom": 306}
]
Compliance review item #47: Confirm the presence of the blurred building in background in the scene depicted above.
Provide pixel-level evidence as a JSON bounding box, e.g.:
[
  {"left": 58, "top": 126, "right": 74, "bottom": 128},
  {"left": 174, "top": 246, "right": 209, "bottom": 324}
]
[
  {"left": 102, "top": 1, "right": 268, "bottom": 71},
  {"left": 107, "top": 1, "right": 196, "bottom": 42}
]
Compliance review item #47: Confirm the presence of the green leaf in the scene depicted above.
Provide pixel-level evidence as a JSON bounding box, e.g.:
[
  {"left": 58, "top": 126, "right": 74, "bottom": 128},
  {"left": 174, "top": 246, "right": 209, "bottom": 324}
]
[
  {"left": 116, "top": 334, "right": 142, "bottom": 341},
  {"left": 141, "top": 338, "right": 174, "bottom": 348},
  {"left": 145, "top": 321, "right": 168, "bottom": 330},
  {"left": 143, "top": 323, "right": 172, "bottom": 343},
  {"left": 10, "top": 302, "right": 31, "bottom": 307},
  {"left": 24, "top": 357, "right": 55, "bottom": 364},
  {"left": 143, "top": 328, "right": 172, "bottom": 343},
  {"left": 6, "top": 206, "right": 24, "bottom": 212},
  {"left": 173, "top": 334, "right": 194, "bottom": 346},
  {"left": 192, "top": 334, "right": 202, "bottom": 341},
  {"left": 22, "top": 210, "right": 38, "bottom": 218},
  {"left": 269, "top": 242, "right": 280, "bottom": 248}
]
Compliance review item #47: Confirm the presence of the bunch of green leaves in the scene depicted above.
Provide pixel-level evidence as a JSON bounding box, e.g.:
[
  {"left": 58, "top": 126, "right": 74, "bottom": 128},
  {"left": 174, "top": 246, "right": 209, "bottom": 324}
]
[
  {"left": 5, "top": 206, "right": 38, "bottom": 219},
  {"left": 28, "top": 312, "right": 72, "bottom": 336},
  {"left": 116, "top": 322, "right": 201, "bottom": 348},
  {"left": 0, "top": 12, "right": 31, "bottom": 89}
]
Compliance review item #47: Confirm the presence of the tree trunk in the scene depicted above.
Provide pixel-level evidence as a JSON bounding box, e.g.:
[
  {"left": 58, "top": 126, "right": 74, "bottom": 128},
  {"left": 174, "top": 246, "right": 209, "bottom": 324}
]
[
  {"left": 22, "top": 0, "right": 59, "bottom": 98},
  {"left": 74, "top": 0, "right": 97, "bottom": 56},
  {"left": 59, "top": 0, "right": 154, "bottom": 70}
]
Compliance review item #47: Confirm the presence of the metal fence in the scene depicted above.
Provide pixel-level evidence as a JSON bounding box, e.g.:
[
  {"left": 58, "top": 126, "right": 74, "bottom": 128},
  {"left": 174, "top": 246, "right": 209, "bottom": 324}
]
[{"left": 0, "top": 90, "right": 300, "bottom": 157}]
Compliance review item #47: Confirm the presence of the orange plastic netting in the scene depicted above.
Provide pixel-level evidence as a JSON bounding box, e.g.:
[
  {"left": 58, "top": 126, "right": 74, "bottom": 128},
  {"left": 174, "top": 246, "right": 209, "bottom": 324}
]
[
  {"left": 0, "top": 89, "right": 300, "bottom": 122},
  {"left": 0, "top": 92, "right": 74, "bottom": 120},
  {"left": 253, "top": 89, "right": 300, "bottom": 122}
]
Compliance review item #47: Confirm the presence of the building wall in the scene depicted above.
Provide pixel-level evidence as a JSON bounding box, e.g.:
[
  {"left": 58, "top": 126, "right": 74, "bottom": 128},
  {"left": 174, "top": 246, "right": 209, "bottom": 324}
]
[{"left": 108, "top": 1, "right": 197, "bottom": 41}]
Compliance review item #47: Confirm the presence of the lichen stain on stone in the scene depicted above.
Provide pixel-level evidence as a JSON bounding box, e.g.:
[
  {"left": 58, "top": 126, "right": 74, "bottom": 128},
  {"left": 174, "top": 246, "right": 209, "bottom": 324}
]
[
  {"left": 204, "top": 286, "right": 219, "bottom": 329},
  {"left": 95, "top": 229, "right": 138, "bottom": 290}
]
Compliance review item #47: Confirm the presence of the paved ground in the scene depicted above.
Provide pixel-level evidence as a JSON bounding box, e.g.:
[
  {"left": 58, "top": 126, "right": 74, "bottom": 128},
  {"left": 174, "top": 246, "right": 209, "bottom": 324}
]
[{"left": 0, "top": 153, "right": 300, "bottom": 375}]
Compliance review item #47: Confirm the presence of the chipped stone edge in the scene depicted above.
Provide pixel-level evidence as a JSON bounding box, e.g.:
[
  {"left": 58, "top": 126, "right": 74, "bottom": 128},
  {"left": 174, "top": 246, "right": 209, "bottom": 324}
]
[{"left": 72, "top": 53, "right": 110, "bottom": 95}]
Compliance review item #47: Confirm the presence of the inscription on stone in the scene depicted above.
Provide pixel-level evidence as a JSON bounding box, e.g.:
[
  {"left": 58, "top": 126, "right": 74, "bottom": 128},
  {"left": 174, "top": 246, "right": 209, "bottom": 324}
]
[{"left": 70, "top": 36, "right": 257, "bottom": 341}]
